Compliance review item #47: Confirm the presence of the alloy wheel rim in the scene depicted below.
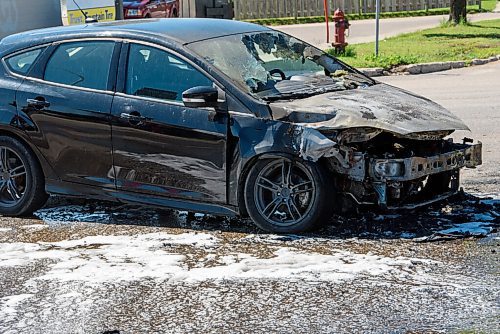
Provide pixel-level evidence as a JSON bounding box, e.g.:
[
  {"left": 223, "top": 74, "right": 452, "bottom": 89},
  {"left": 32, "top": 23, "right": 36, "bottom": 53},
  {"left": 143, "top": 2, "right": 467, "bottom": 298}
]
[
  {"left": 254, "top": 159, "right": 316, "bottom": 227},
  {"left": 0, "top": 146, "right": 28, "bottom": 207}
]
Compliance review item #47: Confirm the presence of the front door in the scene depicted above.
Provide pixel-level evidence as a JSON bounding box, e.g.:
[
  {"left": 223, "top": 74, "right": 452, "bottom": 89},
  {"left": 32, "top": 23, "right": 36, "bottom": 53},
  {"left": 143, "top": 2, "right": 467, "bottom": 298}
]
[
  {"left": 16, "top": 40, "right": 119, "bottom": 188},
  {"left": 110, "top": 43, "right": 227, "bottom": 203}
]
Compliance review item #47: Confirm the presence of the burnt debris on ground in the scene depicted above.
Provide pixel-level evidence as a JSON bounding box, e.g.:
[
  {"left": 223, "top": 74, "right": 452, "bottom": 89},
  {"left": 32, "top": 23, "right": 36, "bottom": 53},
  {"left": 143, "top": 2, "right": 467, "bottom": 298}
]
[{"left": 31, "top": 192, "right": 499, "bottom": 241}]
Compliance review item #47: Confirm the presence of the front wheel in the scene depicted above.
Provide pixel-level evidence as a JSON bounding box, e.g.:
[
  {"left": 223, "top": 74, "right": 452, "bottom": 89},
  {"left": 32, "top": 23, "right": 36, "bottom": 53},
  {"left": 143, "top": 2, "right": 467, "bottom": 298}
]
[{"left": 244, "top": 158, "right": 333, "bottom": 233}]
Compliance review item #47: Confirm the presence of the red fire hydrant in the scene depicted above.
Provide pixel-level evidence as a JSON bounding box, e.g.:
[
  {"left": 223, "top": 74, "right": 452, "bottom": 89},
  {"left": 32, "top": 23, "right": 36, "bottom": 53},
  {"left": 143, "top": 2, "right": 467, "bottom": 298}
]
[{"left": 332, "top": 9, "right": 350, "bottom": 53}]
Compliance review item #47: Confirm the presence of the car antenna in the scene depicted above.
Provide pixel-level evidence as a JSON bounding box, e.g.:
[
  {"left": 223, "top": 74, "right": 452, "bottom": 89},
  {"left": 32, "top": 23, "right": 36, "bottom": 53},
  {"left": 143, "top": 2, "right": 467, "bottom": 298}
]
[{"left": 72, "top": 0, "right": 98, "bottom": 24}]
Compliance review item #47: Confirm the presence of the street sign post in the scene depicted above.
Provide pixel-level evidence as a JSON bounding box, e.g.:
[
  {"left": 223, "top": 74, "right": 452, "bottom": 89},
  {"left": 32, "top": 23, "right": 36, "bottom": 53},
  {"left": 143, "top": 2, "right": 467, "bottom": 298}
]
[
  {"left": 375, "top": 0, "right": 380, "bottom": 56},
  {"left": 324, "top": 0, "right": 330, "bottom": 43}
]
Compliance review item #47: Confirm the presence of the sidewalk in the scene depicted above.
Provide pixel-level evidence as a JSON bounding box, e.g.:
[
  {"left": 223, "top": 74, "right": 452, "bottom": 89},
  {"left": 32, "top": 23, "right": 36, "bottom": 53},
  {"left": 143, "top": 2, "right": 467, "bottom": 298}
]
[
  {"left": 494, "top": 1, "right": 500, "bottom": 12},
  {"left": 274, "top": 11, "right": 500, "bottom": 49}
]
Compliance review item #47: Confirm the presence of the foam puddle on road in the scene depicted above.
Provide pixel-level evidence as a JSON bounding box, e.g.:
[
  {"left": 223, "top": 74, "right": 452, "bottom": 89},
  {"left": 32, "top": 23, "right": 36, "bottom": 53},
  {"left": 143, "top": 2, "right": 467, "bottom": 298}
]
[
  {"left": 0, "top": 193, "right": 496, "bottom": 284},
  {"left": 0, "top": 231, "right": 436, "bottom": 284},
  {"left": 1, "top": 194, "right": 498, "bottom": 333},
  {"left": 0, "top": 193, "right": 496, "bottom": 286},
  {"left": 0, "top": 226, "right": 482, "bottom": 334}
]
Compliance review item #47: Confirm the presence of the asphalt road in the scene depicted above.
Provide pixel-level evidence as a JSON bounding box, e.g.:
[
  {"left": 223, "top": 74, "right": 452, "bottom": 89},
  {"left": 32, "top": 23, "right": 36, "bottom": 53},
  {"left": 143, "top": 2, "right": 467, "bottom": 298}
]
[
  {"left": 1, "top": 62, "right": 499, "bottom": 334},
  {"left": 275, "top": 12, "right": 500, "bottom": 48}
]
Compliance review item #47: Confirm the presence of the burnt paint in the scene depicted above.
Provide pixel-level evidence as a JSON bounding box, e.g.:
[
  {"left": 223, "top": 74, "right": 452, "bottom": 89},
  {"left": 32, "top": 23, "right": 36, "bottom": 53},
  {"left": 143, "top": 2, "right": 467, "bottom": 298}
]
[{"left": 227, "top": 114, "right": 302, "bottom": 208}]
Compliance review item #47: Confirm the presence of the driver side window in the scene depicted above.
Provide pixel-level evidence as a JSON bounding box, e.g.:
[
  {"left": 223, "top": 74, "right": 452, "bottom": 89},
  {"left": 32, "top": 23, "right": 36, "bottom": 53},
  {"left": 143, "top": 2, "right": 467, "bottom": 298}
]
[{"left": 126, "top": 44, "right": 213, "bottom": 102}]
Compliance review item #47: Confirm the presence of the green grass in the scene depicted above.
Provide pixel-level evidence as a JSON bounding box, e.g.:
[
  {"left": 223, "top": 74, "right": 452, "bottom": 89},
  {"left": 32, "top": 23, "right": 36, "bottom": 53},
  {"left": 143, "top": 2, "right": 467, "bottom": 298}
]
[
  {"left": 481, "top": 0, "right": 498, "bottom": 11},
  {"left": 329, "top": 19, "right": 500, "bottom": 69},
  {"left": 245, "top": 6, "right": 488, "bottom": 26}
]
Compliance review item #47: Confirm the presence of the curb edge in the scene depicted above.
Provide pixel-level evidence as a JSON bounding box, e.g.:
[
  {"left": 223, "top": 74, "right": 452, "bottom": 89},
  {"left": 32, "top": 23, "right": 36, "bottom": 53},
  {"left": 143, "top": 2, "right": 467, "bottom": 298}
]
[{"left": 360, "top": 55, "right": 500, "bottom": 77}]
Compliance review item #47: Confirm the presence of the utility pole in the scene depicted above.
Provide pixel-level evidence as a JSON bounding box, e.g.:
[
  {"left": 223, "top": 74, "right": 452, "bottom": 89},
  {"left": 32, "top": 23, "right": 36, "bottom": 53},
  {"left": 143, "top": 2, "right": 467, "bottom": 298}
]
[
  {"left": 375, "top": 0, "right": 380, "bottom": 56},
  {"left": 115, "top": 0, "right": 124, "bottom": 20}
]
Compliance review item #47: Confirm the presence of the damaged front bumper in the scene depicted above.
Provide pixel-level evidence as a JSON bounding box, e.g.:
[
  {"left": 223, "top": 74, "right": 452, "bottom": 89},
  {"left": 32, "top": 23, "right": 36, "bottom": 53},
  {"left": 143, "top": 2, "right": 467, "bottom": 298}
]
[
  {"left": 334, "top": 142, "right": 483, "bottom": 210},
  {"left": 369, "top": 142, "right": 482, "bottom": 182}
]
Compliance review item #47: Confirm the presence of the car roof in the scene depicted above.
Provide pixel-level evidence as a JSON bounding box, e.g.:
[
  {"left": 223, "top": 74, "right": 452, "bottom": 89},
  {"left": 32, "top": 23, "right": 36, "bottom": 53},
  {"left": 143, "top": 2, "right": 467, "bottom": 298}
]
[{"left": 0, "top": 18, "right": 271, "bottom": 55}]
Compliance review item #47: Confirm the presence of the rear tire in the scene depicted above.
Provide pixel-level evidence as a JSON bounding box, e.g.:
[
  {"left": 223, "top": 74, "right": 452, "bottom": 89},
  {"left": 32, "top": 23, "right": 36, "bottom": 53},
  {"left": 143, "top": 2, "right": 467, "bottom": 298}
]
[
  {"left": 244, "top": 157, "right": 333, "bottom": 233},
  {"left": 0, "top": 136, "right": 48, "bottom": 216}
]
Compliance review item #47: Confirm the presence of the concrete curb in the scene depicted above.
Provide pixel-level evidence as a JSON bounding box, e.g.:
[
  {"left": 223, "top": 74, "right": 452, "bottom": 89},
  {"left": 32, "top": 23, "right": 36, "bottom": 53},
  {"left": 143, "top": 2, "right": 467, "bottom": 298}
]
[{"left": 360, "top": 55, "right": 500, "bottom": 77}]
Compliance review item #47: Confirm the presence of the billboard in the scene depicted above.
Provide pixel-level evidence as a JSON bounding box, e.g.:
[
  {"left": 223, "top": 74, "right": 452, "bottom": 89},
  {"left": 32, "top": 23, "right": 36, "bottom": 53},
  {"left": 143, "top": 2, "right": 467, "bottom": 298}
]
[{"left": 62, "top": 0, "right": 116, "bottom": 25}]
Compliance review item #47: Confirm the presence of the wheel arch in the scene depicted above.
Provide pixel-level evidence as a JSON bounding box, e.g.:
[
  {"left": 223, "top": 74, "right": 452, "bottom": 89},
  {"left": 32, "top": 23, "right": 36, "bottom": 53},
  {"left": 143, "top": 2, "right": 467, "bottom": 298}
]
[
  {"left": 0, "top": 127, "right": 57, "bottom": 181},
  {"left": 237, "top": 152, "right": 293, "bottom": 217},
  {"left": 236, "top": 151, "right": 332, "bottom": 218}
]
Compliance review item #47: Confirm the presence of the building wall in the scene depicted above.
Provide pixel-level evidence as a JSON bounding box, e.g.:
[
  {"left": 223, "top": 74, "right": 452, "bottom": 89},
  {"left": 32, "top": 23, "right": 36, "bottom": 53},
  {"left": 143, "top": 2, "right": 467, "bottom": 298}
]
[{"left": 0, "top": 0, "right": 63, "bottom": 39}]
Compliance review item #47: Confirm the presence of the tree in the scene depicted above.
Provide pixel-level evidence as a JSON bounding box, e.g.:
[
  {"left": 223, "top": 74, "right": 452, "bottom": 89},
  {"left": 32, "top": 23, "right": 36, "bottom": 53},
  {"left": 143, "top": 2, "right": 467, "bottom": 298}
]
[{"left": 449, "top": 0, "right": 467, "bottom": 24}]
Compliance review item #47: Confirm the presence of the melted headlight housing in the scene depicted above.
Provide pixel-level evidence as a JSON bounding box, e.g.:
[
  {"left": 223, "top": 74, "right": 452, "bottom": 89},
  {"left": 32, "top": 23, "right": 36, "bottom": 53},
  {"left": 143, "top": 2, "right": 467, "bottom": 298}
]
[{"left": 373, "top": 161, "right": 405, "bottom": 178}]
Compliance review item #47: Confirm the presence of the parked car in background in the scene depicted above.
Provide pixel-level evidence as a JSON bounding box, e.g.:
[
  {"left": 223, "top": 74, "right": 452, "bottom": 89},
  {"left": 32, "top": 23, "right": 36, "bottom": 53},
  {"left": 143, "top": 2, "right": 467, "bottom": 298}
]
[
  {"left": 123, "top": 0, "right": 179, "bottom": 19},
  {"left": 0, "top": 19, "right": 482, "bottom": 233}
]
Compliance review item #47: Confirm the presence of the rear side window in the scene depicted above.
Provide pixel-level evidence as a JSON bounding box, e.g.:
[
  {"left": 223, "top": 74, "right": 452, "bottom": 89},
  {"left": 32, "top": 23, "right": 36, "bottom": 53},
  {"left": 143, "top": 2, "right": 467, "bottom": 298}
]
[
  {"left": 126, "top": 44, "right": 213, "bottom": 102},
  {"left": 44, "top": 41, "right": 115, "bottom": 91},
  {"left": 5, "top": 48, "right": 43, "bottom": 75}
]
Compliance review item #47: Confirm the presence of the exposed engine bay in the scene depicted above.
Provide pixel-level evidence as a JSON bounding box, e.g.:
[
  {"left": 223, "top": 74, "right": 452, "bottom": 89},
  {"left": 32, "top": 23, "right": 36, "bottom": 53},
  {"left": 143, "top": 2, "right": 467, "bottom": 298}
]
[
  {"left": 269, "top": 83, "right": 482, "bottom": 211},
  {"left": 324, "top": 131, "right": 482, "bottom": 210}
]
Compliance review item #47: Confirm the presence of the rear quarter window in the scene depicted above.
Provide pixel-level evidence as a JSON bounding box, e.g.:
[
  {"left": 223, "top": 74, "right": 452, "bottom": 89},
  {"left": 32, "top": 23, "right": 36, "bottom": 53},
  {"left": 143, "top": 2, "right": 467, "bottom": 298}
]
[{"left": 4, "top": 48, "right": 44, "bottom": 75}]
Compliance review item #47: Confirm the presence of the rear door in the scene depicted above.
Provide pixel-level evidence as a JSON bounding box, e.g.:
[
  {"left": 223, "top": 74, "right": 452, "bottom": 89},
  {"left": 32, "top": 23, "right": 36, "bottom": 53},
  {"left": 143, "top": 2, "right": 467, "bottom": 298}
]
[
  {"left": 110, "top": 42, "right": 228, "bottom": 203},
  {"left": 15, "top": 40, "right": 120, "bottom": 188}
]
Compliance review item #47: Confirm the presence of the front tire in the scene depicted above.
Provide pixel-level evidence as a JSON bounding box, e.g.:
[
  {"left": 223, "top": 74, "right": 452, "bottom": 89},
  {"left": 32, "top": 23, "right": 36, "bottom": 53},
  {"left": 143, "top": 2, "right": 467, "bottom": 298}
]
[
  {"left": 244, "top": 157, "right": 332, "bottom": 233},
  {"left": 0, "top": 136, "right": 48, "bottom": 216}
]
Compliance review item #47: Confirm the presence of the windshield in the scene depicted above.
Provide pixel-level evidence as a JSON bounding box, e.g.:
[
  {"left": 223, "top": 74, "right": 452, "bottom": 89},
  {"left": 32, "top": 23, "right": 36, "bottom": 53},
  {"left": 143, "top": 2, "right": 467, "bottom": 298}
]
[{"left": 187, "top": 31, "right": 374, "bottom": 101}]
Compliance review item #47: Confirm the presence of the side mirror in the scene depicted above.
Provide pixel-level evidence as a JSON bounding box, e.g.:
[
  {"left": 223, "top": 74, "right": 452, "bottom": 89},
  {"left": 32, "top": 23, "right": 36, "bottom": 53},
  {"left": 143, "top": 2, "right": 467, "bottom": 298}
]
[{"left": 182, "top": 86, "right": 219, "bottom": 108}]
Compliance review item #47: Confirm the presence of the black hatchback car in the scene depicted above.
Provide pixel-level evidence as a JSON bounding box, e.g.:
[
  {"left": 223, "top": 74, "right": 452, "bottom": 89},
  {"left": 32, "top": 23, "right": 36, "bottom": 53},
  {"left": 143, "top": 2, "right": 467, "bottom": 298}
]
[{"left": 0, "top": 19, "right": 481, "bottom": 233}]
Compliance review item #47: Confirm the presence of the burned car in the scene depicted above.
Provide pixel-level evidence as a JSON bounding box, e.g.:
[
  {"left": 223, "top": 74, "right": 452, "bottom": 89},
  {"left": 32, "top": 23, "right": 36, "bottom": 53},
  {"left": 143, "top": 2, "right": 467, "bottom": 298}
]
[{"left": 0, "top": 19, "right": 481, "bottom": 233}]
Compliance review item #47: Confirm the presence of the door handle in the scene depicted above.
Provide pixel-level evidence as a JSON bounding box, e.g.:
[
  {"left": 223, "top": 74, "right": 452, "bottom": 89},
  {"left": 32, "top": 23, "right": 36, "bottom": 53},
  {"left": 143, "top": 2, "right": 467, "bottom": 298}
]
[
  {"left": 120, "top": 111, "right": 149, "bottom": 125},
  {"left": 120, "top": 112, "right": 147, "bottom": 121},
  {"left": 27, "top": 98, "right": 50, "bottom": 109}
]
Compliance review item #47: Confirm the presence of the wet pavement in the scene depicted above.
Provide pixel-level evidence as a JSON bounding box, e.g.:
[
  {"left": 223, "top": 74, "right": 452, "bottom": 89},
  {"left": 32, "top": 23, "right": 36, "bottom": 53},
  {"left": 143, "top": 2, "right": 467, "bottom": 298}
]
[{"left": 0, "top": 192, "right": 498, "bottom": 334}]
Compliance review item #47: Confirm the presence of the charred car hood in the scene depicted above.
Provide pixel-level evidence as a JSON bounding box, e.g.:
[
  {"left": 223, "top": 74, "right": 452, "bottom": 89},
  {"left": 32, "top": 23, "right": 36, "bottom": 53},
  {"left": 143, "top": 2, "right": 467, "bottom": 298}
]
[{"left": 270, "top": 83, "right": 470, "bottom": 135}]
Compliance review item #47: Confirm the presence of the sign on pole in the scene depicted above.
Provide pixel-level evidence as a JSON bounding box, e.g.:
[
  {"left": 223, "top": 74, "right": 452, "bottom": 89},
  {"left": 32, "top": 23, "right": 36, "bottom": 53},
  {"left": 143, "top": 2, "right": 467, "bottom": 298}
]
[{"left": 62, "top": 0, "right": 116, "bottom": 25}]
